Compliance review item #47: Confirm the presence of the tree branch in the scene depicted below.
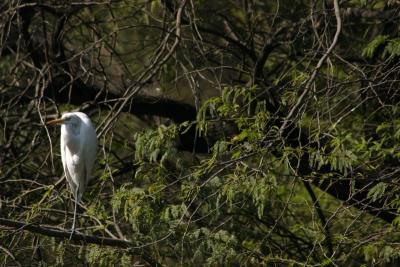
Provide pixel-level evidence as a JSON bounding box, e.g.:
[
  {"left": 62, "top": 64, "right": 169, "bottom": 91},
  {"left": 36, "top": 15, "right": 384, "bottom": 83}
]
[
  {"left": 280, "top": 0, "right": 342, "bottom": 132},
  {"left": 303, "top": 181, "right": 333, "bottom": 256},
  {"left": 0, "top": 217, "right": 161, "bottom": 266}
]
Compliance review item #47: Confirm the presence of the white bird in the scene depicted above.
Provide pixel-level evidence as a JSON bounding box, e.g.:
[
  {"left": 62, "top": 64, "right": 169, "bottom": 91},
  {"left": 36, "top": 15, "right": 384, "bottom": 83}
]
[{"left": 47, "top": 112, "right": 97, "bottom": 237}]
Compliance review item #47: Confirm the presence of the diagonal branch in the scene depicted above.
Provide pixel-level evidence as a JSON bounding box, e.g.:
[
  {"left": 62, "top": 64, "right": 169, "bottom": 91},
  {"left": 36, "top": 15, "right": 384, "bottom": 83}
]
[
  {"left": 303, "top": 181, "right": 333, "bottom": 256},
  {"left": 96, "top": 0, "right": 188, "bottom": 138},
  {"left": 0, "top": 217, "right": 161, "bottom": 266},
  {"left": 280, "top": 0, "right": 342, "bottom": 132}
]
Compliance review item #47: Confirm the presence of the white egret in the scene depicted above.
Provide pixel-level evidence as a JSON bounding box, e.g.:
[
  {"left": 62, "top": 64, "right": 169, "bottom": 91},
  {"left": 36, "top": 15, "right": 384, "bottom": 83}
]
[{"left": 47, "top": 112, "right": 97, "bottom": 237}]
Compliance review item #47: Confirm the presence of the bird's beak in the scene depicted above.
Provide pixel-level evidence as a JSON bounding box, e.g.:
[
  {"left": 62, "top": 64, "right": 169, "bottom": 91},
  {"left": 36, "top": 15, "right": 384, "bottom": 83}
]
[{"left": 46, "top": 118, "right": 65, "bottom": 125}]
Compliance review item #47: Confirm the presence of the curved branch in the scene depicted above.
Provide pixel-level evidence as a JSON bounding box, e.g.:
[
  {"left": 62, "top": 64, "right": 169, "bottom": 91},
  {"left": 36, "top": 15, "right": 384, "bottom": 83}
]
[
  {"left": 280, "top": 0, "right": 342, "bottom": 132},
  {"left": 162, "top": 0, "right": 257, "bottom": 60},
  {"left": 0, "top": 217, "right": 161, "bottom": 266},
  {"left": 303, "top": 181, "right": 333, "bottom": 256},
  {"left": 19, "top": 6, "right": 44, "bottom": 69},
  {"left": 96, "top": 0, "right": 188, "bottom": 138}
]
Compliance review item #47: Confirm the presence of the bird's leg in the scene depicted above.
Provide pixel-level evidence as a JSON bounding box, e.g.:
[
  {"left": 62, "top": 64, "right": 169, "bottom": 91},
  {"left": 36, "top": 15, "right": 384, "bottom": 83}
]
[{"left": 69, "top": 185, "right": 79, "bottom": 240}]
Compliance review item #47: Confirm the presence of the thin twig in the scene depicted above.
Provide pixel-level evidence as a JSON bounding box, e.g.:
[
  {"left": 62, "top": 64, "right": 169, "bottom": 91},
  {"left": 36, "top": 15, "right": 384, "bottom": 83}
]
[{"left": 280, "top": 0, "right": 341, "bottom": 133}]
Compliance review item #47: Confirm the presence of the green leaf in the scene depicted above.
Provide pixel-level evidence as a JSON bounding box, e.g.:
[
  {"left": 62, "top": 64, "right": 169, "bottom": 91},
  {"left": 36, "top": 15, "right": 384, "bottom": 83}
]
[
  {"left": 383, "top": 38, "right": 400, "bottom": 58},
  {"left": 367, "top": 182, "right": 387, "bottom": 202},
  {"left": 362, "top": 35, "right": 389, "bottom": 58}
]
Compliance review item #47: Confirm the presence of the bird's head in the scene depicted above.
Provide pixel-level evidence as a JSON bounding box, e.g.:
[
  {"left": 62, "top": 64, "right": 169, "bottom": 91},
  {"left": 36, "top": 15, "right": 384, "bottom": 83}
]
[{"left": 46, "top": 113, "right": 81, "bottom": 127}]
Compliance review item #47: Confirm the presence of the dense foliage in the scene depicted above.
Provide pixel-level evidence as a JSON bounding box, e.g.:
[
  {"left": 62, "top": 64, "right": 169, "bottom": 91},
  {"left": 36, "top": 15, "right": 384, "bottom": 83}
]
[{"left": 1, "top": 0, "right": 400, "bottom": 266}]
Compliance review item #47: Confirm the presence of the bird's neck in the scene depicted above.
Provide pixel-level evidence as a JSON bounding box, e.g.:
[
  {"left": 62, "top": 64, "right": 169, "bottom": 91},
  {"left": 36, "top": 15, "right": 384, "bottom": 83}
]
[{"left": 61, "top": 125, "right": 81, "bottom": 154}]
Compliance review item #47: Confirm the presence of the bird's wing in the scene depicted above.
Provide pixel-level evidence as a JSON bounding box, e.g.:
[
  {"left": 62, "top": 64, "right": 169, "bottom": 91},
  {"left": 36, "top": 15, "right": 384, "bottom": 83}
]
[
  {"left": 61, "top": 140, "right": 77, "bottom": 199},
  {"left": 82, "top": 120, "right": 97, "bottom": 184},
  {"left": 64, "top": 147, "right": 86, "bottom": 202}
]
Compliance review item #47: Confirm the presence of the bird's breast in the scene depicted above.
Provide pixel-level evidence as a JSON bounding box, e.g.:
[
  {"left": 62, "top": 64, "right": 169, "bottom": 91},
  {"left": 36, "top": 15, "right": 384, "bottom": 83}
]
[{"left": 61, "top": 128, "right": 81, "bottom": 154}]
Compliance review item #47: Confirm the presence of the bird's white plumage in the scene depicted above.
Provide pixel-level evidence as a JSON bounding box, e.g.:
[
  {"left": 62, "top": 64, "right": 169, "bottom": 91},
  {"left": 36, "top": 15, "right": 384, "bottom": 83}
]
[
  {"left": 60, "top": 112, "right": 97, "bottom": 202},
  {"left": 50, "top": 111, "right": 97, "bottom": 236}
]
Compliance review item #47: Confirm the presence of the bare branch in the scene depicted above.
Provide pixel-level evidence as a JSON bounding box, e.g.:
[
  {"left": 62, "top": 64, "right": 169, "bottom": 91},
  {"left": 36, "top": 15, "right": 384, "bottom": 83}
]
[
  {"left": 0, "top": 217, "right": 161, "bottom": 266},
  {"left": 280, "top": 0, "right": 342, "bottom": 132}
]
